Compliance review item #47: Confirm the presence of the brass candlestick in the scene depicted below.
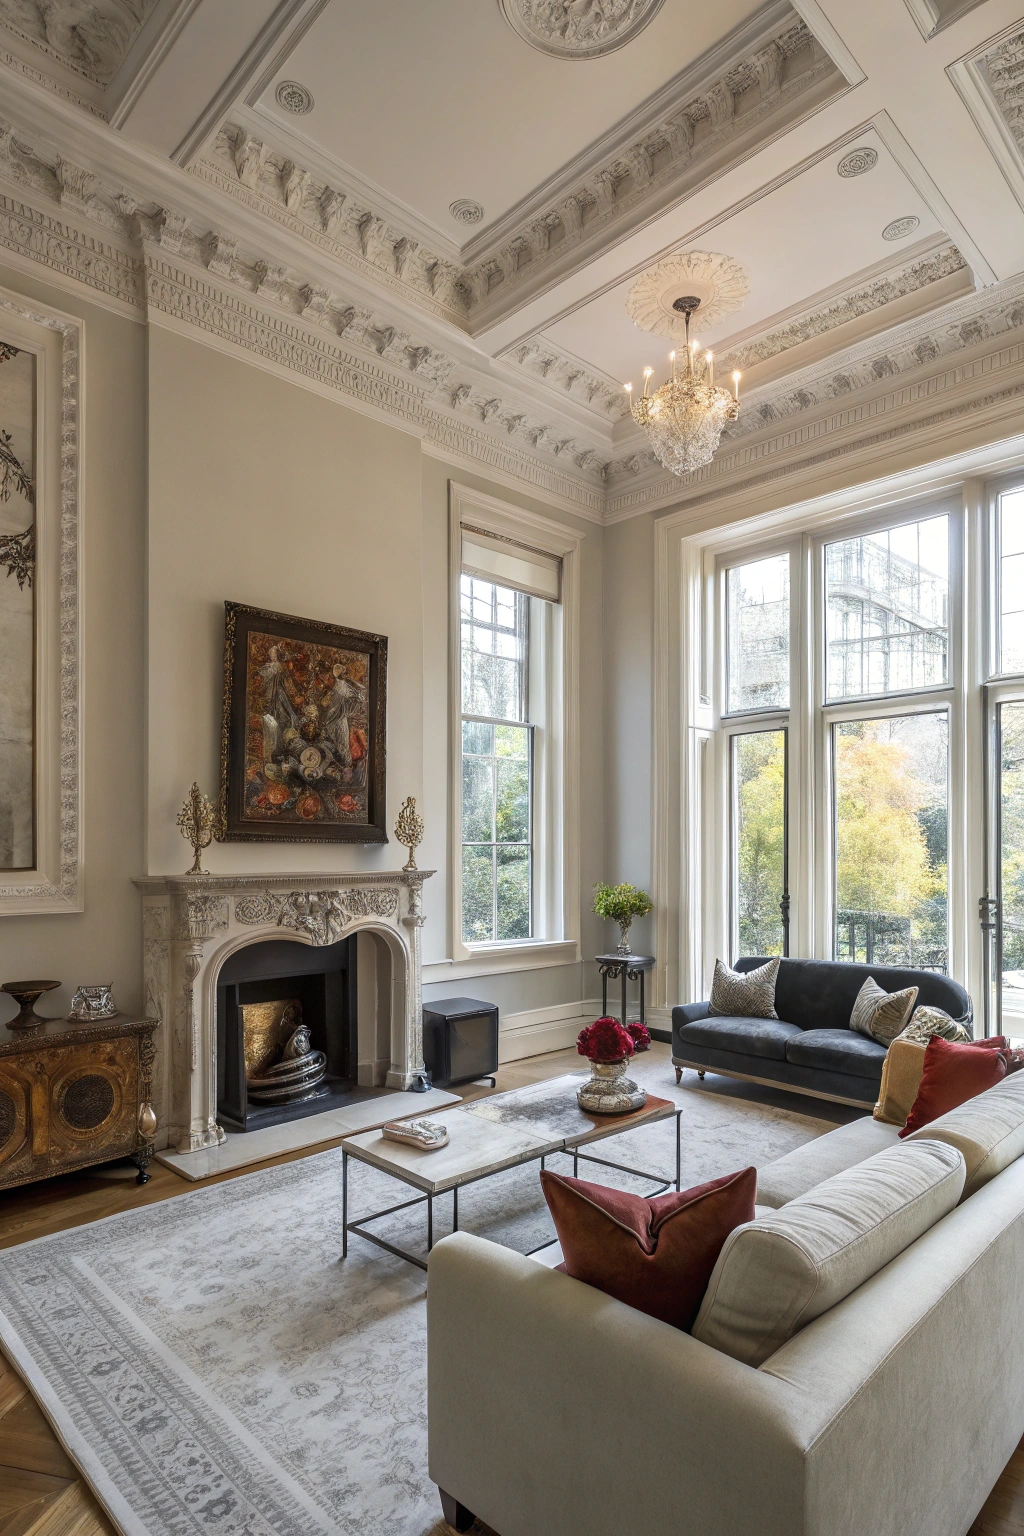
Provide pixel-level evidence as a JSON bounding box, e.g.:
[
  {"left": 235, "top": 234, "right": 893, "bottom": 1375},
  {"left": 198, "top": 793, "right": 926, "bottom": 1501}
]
[
  {"left": 394, "top": 796, "right": 425, "bottom": 872},
  {"left": 177, "top": 782, "right": 218, "bottom": 875}
]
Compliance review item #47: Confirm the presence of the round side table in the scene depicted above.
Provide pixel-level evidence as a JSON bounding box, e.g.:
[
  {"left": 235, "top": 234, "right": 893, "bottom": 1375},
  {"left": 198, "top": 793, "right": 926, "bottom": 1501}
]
[{"left": 595, "top": 953, "right": 656, "bottom": 1026}]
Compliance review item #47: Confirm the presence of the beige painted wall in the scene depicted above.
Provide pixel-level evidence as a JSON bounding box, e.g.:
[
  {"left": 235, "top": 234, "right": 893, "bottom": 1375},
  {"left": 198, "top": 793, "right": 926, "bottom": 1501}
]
[
  {"left": 146, "top": 323, "right": 425, "bottom": 876},
  {"left": 0, "top": 261, "right": 147, "bottom": 1025}
]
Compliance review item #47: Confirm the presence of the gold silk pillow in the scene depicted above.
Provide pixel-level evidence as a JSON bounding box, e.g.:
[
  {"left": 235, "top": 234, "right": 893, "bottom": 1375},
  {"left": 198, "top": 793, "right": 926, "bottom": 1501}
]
[{"left": 873, "top": 1037, "right": 928, "bottom": 1126}]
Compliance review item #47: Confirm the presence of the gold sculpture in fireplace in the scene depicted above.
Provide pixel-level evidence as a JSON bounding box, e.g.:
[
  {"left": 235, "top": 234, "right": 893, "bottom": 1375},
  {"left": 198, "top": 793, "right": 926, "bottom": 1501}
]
[{"left": 241, "top": 999, "right": 327, "bottom": 1103}]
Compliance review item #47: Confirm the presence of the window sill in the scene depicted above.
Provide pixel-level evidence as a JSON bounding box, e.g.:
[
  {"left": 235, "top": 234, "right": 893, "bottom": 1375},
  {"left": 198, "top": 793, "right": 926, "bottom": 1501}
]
[{"left": 422, "top": 939, "right": 580, "bottom": 983}]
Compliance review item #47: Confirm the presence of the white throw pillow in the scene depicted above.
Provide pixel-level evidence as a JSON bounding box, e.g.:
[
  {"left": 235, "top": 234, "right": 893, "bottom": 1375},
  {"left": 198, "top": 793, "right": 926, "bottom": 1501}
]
[
  {"left": 849, "top": 976, "right": 918, "bottom": 1046},
  {"left": 692, "top": 1139, "right": 965, "bottom": 1366}
]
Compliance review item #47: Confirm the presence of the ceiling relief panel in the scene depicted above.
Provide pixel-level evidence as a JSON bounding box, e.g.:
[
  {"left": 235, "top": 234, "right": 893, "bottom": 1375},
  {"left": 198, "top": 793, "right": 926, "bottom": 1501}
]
[
  {"left": 950, "top": 28, "right": 1024, "bottom": 212},
  {"left": 0, "top": 0, "right": 158, "bottom": 86},
  {"left": 497, "top": 0, "right": 666, "bottom": 59},
  {"left": 626, "top": 250, "right": 751, "bottom": 339}
]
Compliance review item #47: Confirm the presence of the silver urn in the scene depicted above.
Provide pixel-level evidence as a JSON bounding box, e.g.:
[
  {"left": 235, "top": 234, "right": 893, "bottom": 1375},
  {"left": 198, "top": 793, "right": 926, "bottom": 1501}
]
[{"left": 577, "top": 1058, "right": 646, "bottom": 1115}]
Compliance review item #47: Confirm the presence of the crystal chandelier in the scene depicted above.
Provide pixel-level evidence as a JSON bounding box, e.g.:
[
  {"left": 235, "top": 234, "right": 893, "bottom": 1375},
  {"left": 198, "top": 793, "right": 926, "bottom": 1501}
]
[{"left": 625, "top": 296, "right": 740, "bottom": 476}]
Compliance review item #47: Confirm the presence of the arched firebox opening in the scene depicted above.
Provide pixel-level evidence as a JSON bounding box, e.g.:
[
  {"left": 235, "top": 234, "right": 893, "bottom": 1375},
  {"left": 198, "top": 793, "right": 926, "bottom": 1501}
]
[{"left": 216, "top": 934, "right": 358, "bottom": 1132}]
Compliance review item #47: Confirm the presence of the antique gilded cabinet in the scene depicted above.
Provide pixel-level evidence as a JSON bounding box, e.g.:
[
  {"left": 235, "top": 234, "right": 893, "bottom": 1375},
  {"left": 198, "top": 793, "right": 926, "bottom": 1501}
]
[{"left": 0, "top": 1017, "right": 158, "bottom": 1190}]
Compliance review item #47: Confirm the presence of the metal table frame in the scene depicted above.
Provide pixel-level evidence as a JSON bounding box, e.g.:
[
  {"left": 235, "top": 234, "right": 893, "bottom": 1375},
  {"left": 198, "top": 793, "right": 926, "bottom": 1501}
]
[
  {"left": 596, "top": 953, "right": 656, "bottom": 1026},
  {"left": 342, "top": 1106, "right": 683, "bottom": 1272}
]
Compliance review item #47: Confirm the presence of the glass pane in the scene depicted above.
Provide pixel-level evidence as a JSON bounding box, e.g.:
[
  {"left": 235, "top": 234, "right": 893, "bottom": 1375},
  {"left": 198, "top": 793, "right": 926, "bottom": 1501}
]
[
  {"left": 727, "top": 554, "right": 790, "bottom": 713},
  {"left": 461, "top": 754, "right": 493, "bottom": 844},
  {"left": 1000, "top": 701, "right": 1024, "bottom": 1016},
  {"left": 1001, "top": 492, "right": 1024, "bottom": 674},
  {"left": 496, "top": 754, "right": 529, "bottom": 843},
  {"left": 460, "top": 576, "right": 527, "bottom": 722},
  {"left": 462, "top": 719, "right": 492, "bottom": 756},
  {"left": 496, "top": 844, "right": 531, "bottom": 940},
  {"left": 825, "top": 515, "right": 948, "bottom": 700},
  {"left": 462, "top": 844, "right": 495, "bottom": 943},
  {"left": 733, "top": 730, "right": 786, "bottom": 958},
  {"left": 833, "top": 713, "right": 948, "bottom": 970}
]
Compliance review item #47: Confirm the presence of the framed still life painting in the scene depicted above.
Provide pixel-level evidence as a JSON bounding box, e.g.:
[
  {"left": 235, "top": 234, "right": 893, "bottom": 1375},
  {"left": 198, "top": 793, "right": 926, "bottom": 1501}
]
[{"left": 220, "top": 602, "right": 387, "bottom": 843}]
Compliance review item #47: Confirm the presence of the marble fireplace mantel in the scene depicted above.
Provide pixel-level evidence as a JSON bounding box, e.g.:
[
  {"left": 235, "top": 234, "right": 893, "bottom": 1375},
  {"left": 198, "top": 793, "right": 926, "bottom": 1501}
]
[{"left": 135, "top": 870, "right": 433, "bottom": 1154}]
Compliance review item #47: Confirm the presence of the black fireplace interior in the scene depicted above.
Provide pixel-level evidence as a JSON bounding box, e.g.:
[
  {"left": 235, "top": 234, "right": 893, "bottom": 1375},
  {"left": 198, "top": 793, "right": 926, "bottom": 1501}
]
[{"left": 217, "top": 936, "right": 362, "bottom": 1132}]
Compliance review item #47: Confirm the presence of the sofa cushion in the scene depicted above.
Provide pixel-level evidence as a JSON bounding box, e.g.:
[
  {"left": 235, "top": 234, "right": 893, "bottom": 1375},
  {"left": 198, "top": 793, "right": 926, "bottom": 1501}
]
[
  {"left": 874, "top": 1036, "right": 928, "bottom": 1126},
  {"left": 676, "top": 1013, "right": 803, "bottom": 1062},
  {"left": 692, "top": 1139, "right": 965, "bottom": 1366},
  {"left": 785, "top": 1028, "right": 887, "bottom": 1078},
  {"left": 905, "top": 1069, "right": 1024, "bottom": 1199},
  {"left": 849, "top": 976, "right": 918, "bottom": 1046},
  {"left": 901, "top": 1036, "right": 1007, "bottom": 1135},
  {"left": 756, "top": 1114, "right": 900, "bottom": 1208},
  {"left": 539, "top": 1166, "right": 757, "bottom": 1332},
  {"left": 708, "top": 957, "right": 780, "bottom": 1019}
]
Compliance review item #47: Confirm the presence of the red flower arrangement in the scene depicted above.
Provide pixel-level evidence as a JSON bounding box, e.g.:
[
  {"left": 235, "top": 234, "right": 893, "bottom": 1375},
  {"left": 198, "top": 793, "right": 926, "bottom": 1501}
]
[
  {"left": 577, "top": 1017, "right": 636, "bottom": 1063},
  {"left": 627, "top": 1021, "right": 651, "bottom": 1053}
]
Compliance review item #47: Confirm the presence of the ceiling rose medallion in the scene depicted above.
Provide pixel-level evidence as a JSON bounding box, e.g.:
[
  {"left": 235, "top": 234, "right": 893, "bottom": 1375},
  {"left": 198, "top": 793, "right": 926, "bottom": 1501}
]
[
  {"left": 497, "top": 0, "right": 665, "bottom": 59},
  {"left": 882, "top": 215, "right": 921, "bottom": 241},
  {"left": 626, "top": 250, "right": 750, "bottom": 342},
  {"left": 275, "top": 80, "right": 314, "bottom": 115}
]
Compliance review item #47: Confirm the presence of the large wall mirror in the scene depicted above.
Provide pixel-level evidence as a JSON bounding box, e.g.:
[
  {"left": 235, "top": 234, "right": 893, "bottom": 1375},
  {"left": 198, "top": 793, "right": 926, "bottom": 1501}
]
[{"left": 0, "top": 290, "right": 81, "bottom": 915}]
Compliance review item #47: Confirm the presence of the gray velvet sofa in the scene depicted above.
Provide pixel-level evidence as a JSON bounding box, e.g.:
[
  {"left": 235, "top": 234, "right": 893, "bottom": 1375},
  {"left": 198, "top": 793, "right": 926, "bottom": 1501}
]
[{"left": 672, "top": 955, "right": 972, "bottom": 1107}]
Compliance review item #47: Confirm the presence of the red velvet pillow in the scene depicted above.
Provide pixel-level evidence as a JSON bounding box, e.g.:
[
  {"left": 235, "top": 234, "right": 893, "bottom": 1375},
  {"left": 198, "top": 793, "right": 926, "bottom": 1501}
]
[
  {"left": 540, "top": 1166, "right": 756, "bottom": 1332},
  {"left": 900, "top": 1036, "right": 1008, "bottom": 1137}
]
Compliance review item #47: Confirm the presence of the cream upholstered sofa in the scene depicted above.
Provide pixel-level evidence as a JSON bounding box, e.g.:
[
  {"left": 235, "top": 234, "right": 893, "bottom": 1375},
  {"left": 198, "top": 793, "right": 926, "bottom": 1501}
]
[{"left": 427, "top": 1073, "right": 1024, "bottom": 1536}]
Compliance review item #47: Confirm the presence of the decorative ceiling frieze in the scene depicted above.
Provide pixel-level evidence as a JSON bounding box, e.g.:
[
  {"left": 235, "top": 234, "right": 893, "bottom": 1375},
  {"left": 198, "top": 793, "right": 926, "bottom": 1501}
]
[
  {"left": 200, "top": 6, "right": 842, "bottom": 335},
  {"left": 717, "top": 241, "right": 968, "bottom": 374},
  {"left": 0, "top": 113, "right": 617, "bottom": 511},
  {"left": 501, "top": 338, "right": 629, "bottom": 420},
  {"left": 948, "top": 26, "right": 1024, "bottom": 212},
  {"left": 0, "top": 0, "right": 159, "bottom": 87}
]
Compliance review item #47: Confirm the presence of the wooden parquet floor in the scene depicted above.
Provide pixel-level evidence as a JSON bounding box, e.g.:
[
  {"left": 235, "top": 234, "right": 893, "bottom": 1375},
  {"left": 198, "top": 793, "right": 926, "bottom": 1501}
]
[{"left": 0, "top": 1045, "right": 1021, "bottom": 1535}]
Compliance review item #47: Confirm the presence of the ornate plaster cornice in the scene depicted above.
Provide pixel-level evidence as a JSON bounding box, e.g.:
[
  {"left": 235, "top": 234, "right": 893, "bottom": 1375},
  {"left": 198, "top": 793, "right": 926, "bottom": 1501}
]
[
  {"left": 717, "top": 241, "right": 968, "bottom": 373},
  {"left": 0, "top": 114, "right": 613, "bottom": 512},
  {"left": 0, "top": 0, "right": 159, "bottom": 88},
  {"left": 501, "top": 337, "right": 629, "bottom": 422},
  {"left": 192, "top": 4, "right": 841, "bottom": 335},
  {"left": 948, "top": 25, "right": 1024, "bottom": 212}
]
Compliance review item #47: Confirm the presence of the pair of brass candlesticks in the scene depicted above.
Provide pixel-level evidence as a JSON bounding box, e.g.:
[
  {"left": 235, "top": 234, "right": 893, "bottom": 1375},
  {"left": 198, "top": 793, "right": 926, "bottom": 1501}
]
[{"left": 175, "top": 784, "right": 426, "bottom": 873}]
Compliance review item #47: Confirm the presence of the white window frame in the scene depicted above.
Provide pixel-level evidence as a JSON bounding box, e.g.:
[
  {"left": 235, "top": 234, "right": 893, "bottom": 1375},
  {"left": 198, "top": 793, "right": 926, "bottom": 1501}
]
[
  {"left": 652, "top": 457, "right": 1011, "bottom": 1028},
  {"left": 439, "top": 482, "right": 582, "bottom": 979}
]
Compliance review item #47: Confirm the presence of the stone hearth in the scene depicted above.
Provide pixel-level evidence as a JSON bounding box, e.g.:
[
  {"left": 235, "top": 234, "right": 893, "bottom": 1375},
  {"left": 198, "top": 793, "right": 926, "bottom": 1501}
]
[{"left": 135, "top": 871, "right": 432, "bottom": 1154}]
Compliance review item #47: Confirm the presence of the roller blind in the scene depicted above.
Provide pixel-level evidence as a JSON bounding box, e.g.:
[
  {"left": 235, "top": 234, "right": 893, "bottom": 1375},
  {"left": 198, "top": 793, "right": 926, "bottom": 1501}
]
[{"left": 461, "top": 525, "right": 561, "bottom": 603}]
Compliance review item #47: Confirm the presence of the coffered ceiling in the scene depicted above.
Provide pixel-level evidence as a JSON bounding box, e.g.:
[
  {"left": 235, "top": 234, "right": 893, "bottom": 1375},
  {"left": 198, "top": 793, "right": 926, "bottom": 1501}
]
[{"left": 2, "top": 0, "right": 1024, "bottom": 518}]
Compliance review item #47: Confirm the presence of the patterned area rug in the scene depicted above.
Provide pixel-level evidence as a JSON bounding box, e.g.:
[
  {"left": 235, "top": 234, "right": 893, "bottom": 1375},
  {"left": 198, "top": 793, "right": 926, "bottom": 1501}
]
[{"left": 0, "top": 1061, "right": 852, "bottom": 1536}]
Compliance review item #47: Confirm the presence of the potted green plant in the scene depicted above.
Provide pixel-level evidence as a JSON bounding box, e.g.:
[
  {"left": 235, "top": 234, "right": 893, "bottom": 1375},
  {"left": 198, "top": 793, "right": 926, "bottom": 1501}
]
[{"left": 593, "top": 881, "right": 653, "bottom": 956}]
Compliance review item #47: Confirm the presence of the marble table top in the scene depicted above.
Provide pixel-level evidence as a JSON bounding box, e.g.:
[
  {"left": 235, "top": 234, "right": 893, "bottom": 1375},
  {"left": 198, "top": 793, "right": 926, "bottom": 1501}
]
[{"left": 341, "top": 1073, "right": 676, "bottom": 1194}]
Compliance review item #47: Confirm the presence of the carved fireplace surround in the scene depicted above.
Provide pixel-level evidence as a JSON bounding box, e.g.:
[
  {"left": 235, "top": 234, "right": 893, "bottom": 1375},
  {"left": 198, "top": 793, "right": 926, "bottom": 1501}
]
[{"left": 135, "top": 871, "right": 432, "bottom": 1154}]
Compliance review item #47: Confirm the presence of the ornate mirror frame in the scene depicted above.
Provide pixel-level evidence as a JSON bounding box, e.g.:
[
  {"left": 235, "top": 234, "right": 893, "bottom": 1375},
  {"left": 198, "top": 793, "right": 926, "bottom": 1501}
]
[{"left": 0, "top": 288, "right": 82, "bottom": 915}]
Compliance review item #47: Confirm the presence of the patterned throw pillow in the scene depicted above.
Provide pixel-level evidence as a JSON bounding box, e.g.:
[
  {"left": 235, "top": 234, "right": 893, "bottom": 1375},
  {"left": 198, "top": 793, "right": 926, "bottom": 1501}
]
[
  {"left": 897, "top": 1005, "right": 973, "bottom": 1045},
  {"left": 849, "top": 976, "right": 918, "bottom": 1046},
  {"left": 708, "top": 957, "right": 780, "bottom": 1019}
]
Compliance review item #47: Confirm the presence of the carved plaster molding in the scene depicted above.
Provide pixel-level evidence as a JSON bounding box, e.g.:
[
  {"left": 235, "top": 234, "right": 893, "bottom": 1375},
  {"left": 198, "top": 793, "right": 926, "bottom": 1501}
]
[
  {"left": 497, "top": 0, "right": 665, "bottom": 58},
  {"left": 949, "top": 26, "right": 1024, "bottom": 212},
  {"left": 717, "top": 242, "right": 967, "bottom": 374},
  {"left": 626, "top": 249, "right": 751, "bottom": 339},
  {"left": 465, "top": 12, "right": 838, "bottom": 322},
  {"left": 0, "top": 292, "right": 82, "bottom": 913},
  {"left": 195, "top": 127, "right": 469, "bottom": 327},
  {"left": 503, "top": 338, "right": 629, "bottom": 420},
  {"left": 0, "top": 0, "right": 160, "bottom": 88},
  {"left": 234, "top": 884, "right": 400, "bottom": 942},
  {"left": 195, "top": 7, "right": 838, "bottom": 331}
]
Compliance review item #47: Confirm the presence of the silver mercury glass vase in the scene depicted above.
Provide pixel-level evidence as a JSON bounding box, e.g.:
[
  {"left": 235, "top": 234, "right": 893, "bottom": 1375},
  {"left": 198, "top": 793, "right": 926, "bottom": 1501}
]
[{"left": 577, "top": 1058, "right": 646, "bottom": 1115}]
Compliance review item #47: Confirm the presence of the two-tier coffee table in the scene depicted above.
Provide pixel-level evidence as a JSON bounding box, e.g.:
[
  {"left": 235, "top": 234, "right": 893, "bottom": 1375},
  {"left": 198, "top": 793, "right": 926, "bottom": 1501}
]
[{"left": 340, "top": 1073, "right": 682, "bottom": 1271}]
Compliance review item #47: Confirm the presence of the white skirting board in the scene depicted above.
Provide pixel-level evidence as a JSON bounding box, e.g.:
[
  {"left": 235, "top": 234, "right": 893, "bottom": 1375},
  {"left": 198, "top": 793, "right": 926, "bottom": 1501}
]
[
  {"left": 498, "top": 998, "right": 603, "bottom": 1062},
  {"left": 156, "top": 1087, "right": 460, "bottom": 1182}
]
